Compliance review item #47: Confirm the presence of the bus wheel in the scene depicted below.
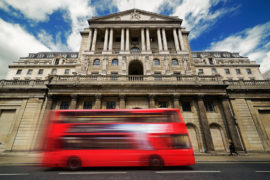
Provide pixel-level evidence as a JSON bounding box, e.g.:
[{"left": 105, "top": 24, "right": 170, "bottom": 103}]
[
  {"left": 67, "top": 156, "right": 81, "bottom": 170},
  {"left": 149, "top": 155, "right": 164, "bottom": 170}
]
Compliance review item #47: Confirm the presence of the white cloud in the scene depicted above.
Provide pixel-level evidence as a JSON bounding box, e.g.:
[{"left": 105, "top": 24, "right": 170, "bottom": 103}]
[
  {"left": 166, "top": 0, "right": 238, "bottom": 40},
  {"left": 0, "top": 19, "right": 49, "bottom": 79},
  {"left": 112, "top": 0, "right": 164, "bottom": 12},
  {"left": 208, "top": 21, "right": 270, "bottom": 73},
  {"left": 0, "top": 0, "right": 95, "bottom": 51}
]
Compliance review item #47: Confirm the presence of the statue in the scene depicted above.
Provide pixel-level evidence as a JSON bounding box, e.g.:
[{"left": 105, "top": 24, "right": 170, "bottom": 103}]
[{"left": 182, "top": 58, "right": 188, "bottom": 71}]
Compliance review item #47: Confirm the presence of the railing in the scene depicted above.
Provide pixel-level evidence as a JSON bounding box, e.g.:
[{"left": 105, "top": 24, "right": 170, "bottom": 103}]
[
  {"left": 47, "top": 74, "right": 224, "bottom": 85},
  {"left": 224, "top": 80, "right": 270, "bottom": 88}
]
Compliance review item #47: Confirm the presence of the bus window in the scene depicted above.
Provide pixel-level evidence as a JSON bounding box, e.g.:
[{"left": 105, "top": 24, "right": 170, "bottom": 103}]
[{"left": 171, "top": 134, "right": 191, "bottom": 149}]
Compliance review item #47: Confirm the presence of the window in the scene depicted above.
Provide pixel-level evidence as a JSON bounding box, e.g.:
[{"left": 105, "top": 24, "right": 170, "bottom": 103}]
[
  {"left": 198, "top": 69, "right": 204, "bottom": 75},
  {"left": 153, "top": 59, "right": 160, "bottom": 66},
  {"left": 172, "top": 59, "right": 179, "bottom": 66},
  {"left": 112, "top": 59, "right": 118, "bottom": 66},
  {"left": 16, "top": 69, "right": 22, "bottom": 75},
  {"left": 83, "top": 101, "right": 92, "bottom": 109},
  {"left": 91, "top": 72, "right": 98, "bottom": 80},
  {"left": 111, "top": 72, "right": 118, "bottom": 80},
  {"left": 38, "top": 69, "right": 44, "bottom": 75},
  {"left": 181, "top": 102, "right": 191, "bottom": 112},
  {"left": 225, "top": 69, "right": 230, "bottom": 74},
  {"left": 212, "top": 68, "right": 217, "bottom": 74},
  {"left": 209, "top": 58, "right": 214, "bottom": 65},
  {"left": 51, "top": 69, "right": 57, "bottom": 74},
  {"left": 106, "top": 101, "right": 116, "bottom": 109},
  {"left": 130, "top": 47, "right": 140, "bottom": 52},
  {"left": 55, "top": 59, "right": 59, "bottom": 65},
  {"left": 27, "top": 69, "right": 33, "bottom": 75},
  {"left": 65, "top": 69, "right": 70, "bottom": 75},
  {"left": 115, "top": 37, "right": 121, "bottom": 42},
  {"left": 246, "top": 68, "right": 252, "bottom": 74},
  {"left": 174, "top": 72, "right": 181, "bottom": 80},
  {"left": 158, "top": 101, "right": 168, "bottom": 108},
  {"left": 131, "top": 37, "right": 138, "bottom": 42},
  {"left": 204, "top": 101, "right": 215, "bottom": 112},
  {"left": 93, "top": 59, "right": 100, "bottom": 66},
  {"left": 236, "top": 69, "right": 241, "bottom": 74},
  {"left": 150, "top": 37, "right": 155, "bottom": 42},
  {"left": 154, "top": 72, "right": 161, "bottom": 80},
  {"left": 60, "top": 101, "right": 69, "bottom": 109}
]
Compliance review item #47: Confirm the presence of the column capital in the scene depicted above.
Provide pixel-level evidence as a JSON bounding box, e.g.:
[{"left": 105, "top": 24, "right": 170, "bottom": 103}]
[
  {"left": 173, "top": 94, "right": 180, "bottom": 100},
  {"left": 95, "top": 94, "right": 102, "bottom": 99},
  {"left": 70, "top": 95, "right": 78, "bottom": 99},
  {"left": 119, "top": 94, "right": 126, "bottom": 99}
]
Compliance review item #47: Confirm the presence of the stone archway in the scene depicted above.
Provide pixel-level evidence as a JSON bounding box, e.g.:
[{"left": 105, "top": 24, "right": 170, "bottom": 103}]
[
  {"left": 186, "top": 123, "right": 200, "bottom": 152},
  {"left": 210, "top": 123, "right": 226, "bottom": 151},
  {"left": 128, "top": 60, "right": 143, "bottom": 75}
]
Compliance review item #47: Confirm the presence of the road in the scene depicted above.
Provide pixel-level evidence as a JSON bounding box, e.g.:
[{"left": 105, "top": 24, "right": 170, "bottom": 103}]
[{"left": 0, "top": 162, "right": 269, "bottom": 180}]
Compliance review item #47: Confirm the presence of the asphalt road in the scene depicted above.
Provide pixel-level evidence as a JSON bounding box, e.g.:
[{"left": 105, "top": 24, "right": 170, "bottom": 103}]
[{"left": 0, "top": 162, "right": 269, "bottom": 180}]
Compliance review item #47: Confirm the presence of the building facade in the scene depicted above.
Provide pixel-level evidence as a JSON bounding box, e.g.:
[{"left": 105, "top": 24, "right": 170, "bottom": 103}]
[{"left": 1, "top": 9, "right": 270, "bottom": 153}]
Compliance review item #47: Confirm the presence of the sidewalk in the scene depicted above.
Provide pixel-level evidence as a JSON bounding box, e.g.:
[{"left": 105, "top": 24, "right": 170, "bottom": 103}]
[{"left": 0, "top": 152, "right": 270, "bottom": 166}]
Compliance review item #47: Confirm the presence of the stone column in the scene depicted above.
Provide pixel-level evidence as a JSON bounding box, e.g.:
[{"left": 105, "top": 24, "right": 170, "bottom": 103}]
[
  {"left": 157, "top": 28, "right": 163, "bottom": 51},
  {"left": 125, "top": 28, "right": 129, "bottom": 51},
  {"left": 103, "top": 28, "right": 109, "bottom": 51},
  {"left": 173, "top": 28, "right": 180, "bottom": 51},
  {"left": 149, "top": 95, "right": 155, "bottom": 108},
  {"left": 178, "top": 28, "right": 185, "bottom": 51},
  {"left": 91, "top": 28, "right": 97, "bottom": 52},
  {"left": 69, "top": 95, "right": 77, "bottom": 109},
  {"left": 120, "top": 28, "right": 125, "bottom": 51},
  {"left": 141, "top": 28, "right": 146, "bottom": 51},
  {"left": 221, "top": 97, "right": 243, "bottom": 151},
  {"left": 162, "top": 28, "right": 168, "bottom": 51},
  {"left": 173, "top": 95, "right": 180, "bottom": 109},
  {"left": 86, "top": 29, "right": 92, "bottom": 51},
  {"left": 146, "top": 28, "right": 151, "bottom": 51},
  {"left": 108, "top": 28, "right": 113, "bottom": 51},
  {"left": 95, "top": 95, "right": 101, "bottom": 109},
  {"left": 196, "top": 96, "right": 215, "bottom": 152},
  {"left": 119, "top": 95, "right": 126, "bottom": 109}
]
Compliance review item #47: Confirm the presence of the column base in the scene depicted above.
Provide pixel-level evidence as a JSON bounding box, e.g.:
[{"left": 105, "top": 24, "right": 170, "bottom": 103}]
[
  {"left": 141, "top": 51, "right": 152, "bottom": 54},
  {"left": 119, "top": 51, "right": 130, "bottom": 54},
  {"left": 102, "top": 51, "right": 112, "bottom": 54},
  {"left": 177, "top": 51, "right": 189, "bottom": 55},
  {"left": 159, "top": 51, "right": 169, "bottom": 54}
]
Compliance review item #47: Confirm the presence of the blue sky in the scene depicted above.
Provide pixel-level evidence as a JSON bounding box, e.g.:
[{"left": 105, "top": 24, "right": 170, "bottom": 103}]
[{"left": 0, "top": 0, "right": 270, "bottom": 78}]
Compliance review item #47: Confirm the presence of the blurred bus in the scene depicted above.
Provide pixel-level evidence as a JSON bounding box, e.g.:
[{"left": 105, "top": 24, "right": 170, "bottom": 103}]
[{"left": 41, "top": 109, "right": 195, "bottom": 170}]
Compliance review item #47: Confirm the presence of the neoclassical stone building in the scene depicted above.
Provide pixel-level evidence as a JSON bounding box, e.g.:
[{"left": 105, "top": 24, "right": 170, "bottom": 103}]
[{"left": 1, "top": 9, "right": 270, "bottom": 154}]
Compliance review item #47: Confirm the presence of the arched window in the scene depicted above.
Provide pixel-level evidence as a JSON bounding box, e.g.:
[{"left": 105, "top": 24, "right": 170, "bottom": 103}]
[
  {"left": 112, "top": 59, "right": 118, "bottom": 66},
  {"left": 172, "top": 59, "right": 179, "bottom": 66},
  {"left": 130, "top": 47, "right": 140, "bottom": 53},
  {"left": 93, "top": 59, "right": 100, "bottom": 66},
  {"left": 153, "top": 59, "right": 160, "bottom": 66}
]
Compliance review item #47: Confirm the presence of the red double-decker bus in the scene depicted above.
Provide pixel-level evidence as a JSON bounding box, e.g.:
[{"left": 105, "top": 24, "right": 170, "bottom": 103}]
[{"left": 41, "top": 109, "right": 195, "bottom": 170}]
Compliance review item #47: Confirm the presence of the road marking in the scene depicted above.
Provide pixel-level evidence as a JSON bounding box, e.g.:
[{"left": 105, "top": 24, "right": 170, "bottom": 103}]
[
  {"left": 59, "top": 171, "right": 127, "bottom": 175},
  {"left": 256, "top": 171, "right": 270, "bottom": 173},
  {"left": 198, "top": 162, "right": 270, "bottom": 164},
  {"left": 0, "top": 173, "right": 29, "bottom": 176},
  {"left": 156, "top": 171, "right": 221, "bottom": 173}
]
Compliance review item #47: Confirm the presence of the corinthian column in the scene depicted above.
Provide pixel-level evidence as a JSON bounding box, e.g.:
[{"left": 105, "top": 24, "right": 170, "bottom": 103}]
[
  {"left": 91, "top": 28, "right": 97, "bottom": 52},
  {"left": 120, "top": 28, "right": 125, "bottom": 51},
  {"left": 157, "top": 28, "right": 163, "bottom": 51},
  {"left": 146, "top": 28, "right": 151, "bottom": 51},
  {"left": 178, "top": 28, "right": 185, "bottom": 51},
  {"left": 86, "top": 29, "right": 92, "bottom": 51},
  {"left": 103, "top": 28, "right": 108, "bottom": 51},
  {"left": 141, "top": 28, "right": 146, "bottom": 51},
  {"left": 173, "top": 28, "right": 180, "bottom": 51},
  {"left": 125, "top": 28, "right": 129, "bottom": 51},
  {"left": 108, "top": 28, "right": 113, "bottom": 51},
  {"left": 162, "top": 28, "right": 168, "bottom": 51}
]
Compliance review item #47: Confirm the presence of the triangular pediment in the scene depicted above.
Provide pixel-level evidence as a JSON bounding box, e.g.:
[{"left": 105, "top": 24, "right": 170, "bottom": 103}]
[{"left": 90, "top": 9, "right": 181, "bottom": 22}]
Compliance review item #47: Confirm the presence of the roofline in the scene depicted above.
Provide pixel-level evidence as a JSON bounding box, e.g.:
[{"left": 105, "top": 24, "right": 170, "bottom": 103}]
[{"left": 88, "top": 8, "right": 182, "bottom": 24}]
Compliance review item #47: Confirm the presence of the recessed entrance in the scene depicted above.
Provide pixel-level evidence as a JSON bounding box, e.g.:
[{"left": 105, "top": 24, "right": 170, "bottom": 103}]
[{"left": 128, "top": 60, "right": 143, "bottom": 75}]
